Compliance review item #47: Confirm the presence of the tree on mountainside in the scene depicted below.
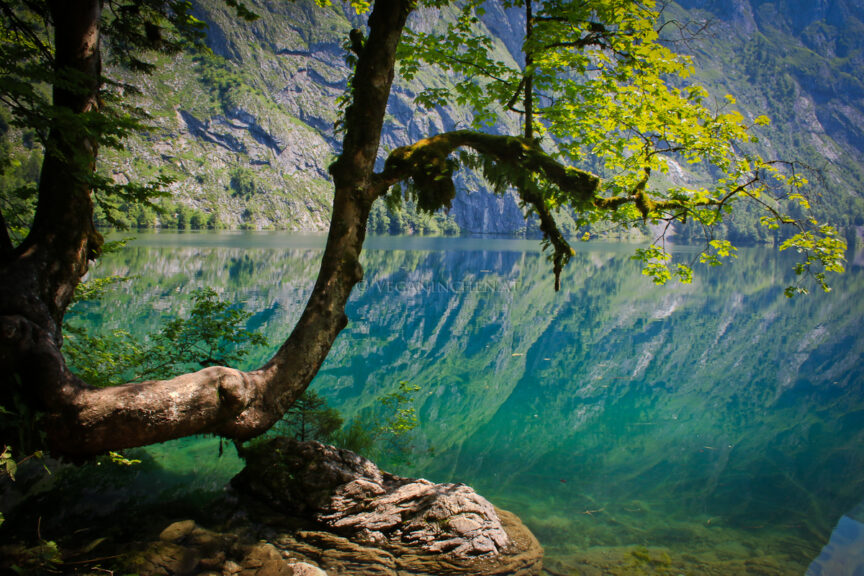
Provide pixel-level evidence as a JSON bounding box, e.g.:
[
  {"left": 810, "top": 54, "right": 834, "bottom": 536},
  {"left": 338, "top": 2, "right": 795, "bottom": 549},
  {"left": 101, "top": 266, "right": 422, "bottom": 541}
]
[{"left": 0, "top": 0, "right": 846, "bottom": 459}]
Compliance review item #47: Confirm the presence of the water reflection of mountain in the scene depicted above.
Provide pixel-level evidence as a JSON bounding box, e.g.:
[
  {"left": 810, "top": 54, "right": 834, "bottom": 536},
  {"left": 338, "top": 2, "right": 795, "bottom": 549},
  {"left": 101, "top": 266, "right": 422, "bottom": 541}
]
[
  {"left": 326, "top": 242, "right": 864, "bottom": 571},
  {"left": 80, "top": 233, "right": 864, "bottom": 573}
]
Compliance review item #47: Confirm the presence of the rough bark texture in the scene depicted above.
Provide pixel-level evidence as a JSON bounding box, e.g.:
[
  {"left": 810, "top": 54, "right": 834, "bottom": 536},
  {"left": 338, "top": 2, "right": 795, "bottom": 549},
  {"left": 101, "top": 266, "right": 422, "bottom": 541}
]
[
  {"left": 0, "top": 0, "right": 105, "bottom": 437},
  {"left": 0, "top": 0, "right": 415, "bottom": 457}
]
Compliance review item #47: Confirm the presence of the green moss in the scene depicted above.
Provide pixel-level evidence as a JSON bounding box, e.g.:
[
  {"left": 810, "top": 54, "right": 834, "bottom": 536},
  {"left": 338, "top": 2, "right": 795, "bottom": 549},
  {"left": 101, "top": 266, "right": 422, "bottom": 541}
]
[{"left": 631, "top": 546, "right": 673, "bottom": 566}]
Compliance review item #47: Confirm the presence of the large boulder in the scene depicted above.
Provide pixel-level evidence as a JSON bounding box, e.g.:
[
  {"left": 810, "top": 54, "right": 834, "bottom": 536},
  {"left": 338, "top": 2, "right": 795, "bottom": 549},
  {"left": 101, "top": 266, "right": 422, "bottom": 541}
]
[{"left": 232, "top": 437, "right": 543, "bottom": 576}]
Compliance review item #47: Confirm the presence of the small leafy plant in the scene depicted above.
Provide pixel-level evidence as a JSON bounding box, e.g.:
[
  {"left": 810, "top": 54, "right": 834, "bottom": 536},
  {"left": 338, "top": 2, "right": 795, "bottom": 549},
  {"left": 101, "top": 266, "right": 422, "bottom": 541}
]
[
  {"left": 65, "top": 287, "right": 268, "bottom": 386},
  {"left": 274, "top": 389, "right": 344, "bottom": 443},
  {"left": 331, "top": 381, "right": 422, "bottom": 463}
]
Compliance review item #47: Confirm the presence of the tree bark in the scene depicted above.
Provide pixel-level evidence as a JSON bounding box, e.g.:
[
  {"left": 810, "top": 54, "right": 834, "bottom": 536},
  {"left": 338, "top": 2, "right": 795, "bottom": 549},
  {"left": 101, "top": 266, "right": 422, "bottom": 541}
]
[
  {"left": 0, "top": 0, "right": 103, "bottom": 420},
  {"left": 0, "top": 208, "right": 13, "bottom": 257},
  {"left": 25, "top": 0, "right": 104, "bottom": 326},
  {"left": 0, "top": 0, "right": 415, "bottom": 457},
  {"left": 524, "top": 0, "right": 534, "bottom": 140}
]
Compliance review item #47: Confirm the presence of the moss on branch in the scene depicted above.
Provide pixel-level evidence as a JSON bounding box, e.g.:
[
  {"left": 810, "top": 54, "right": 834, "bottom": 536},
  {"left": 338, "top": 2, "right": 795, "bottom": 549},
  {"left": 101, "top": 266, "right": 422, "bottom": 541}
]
[
  {"left": 375, "top": 130, "right": 740, "bottom": 289},
  {"left": 377, "top": 131, "right": 602, "bottom": 289},
  {"left": 377, "top": 130, "right": 601, "bottom": 206}
]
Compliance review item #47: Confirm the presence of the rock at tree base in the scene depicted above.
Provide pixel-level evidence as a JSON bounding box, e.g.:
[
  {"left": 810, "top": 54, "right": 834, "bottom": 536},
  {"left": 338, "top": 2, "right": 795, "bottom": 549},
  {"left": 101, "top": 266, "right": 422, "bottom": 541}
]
[
  {"left": 232, "top": 437, "right": 543, "bottom": 575},
  {"left": 114, "top": 439, "right": 541, "bottom": 575}
]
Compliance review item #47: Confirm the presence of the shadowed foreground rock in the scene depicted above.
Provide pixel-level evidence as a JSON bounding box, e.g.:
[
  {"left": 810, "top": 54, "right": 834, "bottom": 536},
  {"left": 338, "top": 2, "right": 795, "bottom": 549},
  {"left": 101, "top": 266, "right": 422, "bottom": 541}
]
[
  {"left": 127, "top": 520, "right": 328, "bottom": 576},
  {"left": 102, "top": 438, "right": 541, "bottom": 575},
  {"left": 232, "top": 437, "right": 543, "bottom": 575}
]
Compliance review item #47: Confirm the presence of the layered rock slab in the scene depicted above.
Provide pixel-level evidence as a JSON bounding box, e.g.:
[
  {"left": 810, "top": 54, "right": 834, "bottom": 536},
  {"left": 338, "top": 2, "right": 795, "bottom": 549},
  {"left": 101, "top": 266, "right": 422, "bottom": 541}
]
[{"left": 233, "top": 437, "right": 543, "bottom": 575}]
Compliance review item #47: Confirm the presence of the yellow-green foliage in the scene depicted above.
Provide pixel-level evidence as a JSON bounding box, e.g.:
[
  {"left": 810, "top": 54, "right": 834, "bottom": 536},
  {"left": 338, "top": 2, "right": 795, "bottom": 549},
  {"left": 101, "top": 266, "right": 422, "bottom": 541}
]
[{"left": 397, "top": 0, "right": 845, "bottom": 294}]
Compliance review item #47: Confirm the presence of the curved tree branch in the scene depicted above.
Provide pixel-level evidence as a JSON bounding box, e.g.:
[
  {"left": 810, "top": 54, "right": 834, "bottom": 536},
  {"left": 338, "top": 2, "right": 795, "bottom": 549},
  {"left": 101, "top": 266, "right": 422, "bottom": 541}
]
[
  {"left": 376, "top": 131, "right": 600, "bottom": 290},
  {"left": 375, "top": 130, "right": 601, "bottom": 200},
  {"left": 373, "top": 129, "right": 754, "bottom": 289},
  {"left": 0, "top": 0, "right": 415, "bottom": 458}
]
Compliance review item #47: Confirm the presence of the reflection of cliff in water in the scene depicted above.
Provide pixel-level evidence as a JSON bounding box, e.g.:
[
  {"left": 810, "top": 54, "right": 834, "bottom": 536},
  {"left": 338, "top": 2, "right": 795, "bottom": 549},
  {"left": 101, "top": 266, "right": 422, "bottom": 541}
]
[
  {"left": 79, "top": 233, "right": 864, "bottom": 572},
  {"left": 322, "top": 242, "right": 864, "bottom": 567}
]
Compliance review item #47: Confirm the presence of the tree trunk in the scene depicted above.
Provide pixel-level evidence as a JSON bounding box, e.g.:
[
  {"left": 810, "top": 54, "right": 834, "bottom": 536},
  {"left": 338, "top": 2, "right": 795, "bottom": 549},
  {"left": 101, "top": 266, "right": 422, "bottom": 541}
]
[
  {"left": 524, "top": 0, "right": 534, "bottom": 140},
  {"left": 0, "top": 0, "right": 415, "bottom": 457},
  {"left": 0, "top": 0, "right": 103, "bottom": 423}
]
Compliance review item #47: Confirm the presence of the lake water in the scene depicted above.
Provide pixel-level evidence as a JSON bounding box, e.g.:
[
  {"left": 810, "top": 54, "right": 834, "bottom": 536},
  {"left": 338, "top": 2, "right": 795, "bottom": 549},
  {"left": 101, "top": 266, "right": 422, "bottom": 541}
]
[{"left": 58, "top": 232, "right": 864, "bottom": 574}]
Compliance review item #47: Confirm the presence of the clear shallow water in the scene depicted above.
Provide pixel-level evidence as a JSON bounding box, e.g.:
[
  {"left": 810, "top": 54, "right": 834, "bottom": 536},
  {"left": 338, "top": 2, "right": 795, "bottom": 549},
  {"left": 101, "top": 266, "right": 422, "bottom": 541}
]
[{"left": 62, "top": 232, "right": 864, "bottom": 574}]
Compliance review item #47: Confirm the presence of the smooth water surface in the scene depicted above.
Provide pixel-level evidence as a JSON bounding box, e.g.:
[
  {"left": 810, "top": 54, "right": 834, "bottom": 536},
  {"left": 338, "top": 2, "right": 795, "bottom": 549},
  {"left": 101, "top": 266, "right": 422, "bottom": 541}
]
[{"left": 67, "top": 231, "right": 864, "bottom": 574}]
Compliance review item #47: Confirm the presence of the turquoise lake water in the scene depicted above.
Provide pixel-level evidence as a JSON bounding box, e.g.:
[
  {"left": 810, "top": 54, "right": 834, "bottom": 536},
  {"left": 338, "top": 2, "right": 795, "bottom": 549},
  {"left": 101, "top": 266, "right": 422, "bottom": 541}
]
[{"left": 45, "top": 232, "right": 864, "bottom": 574}]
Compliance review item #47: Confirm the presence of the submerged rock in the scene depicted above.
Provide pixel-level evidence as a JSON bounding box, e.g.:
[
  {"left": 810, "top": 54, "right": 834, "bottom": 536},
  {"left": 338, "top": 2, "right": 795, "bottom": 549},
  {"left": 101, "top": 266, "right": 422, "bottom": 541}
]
[
  {"left": 126, "top": 522, "right": 322, "bottom": 576},
  {"left": 160, "top": 519, "right": 197, "bottom": 542},
  {"left": 233, "top": 437, "right": 543, "bottom": 576}
]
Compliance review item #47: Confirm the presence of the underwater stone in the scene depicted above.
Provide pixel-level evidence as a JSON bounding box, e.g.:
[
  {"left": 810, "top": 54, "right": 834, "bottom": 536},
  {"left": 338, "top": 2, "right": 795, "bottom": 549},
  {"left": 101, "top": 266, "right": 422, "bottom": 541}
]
[
  {"left": 134, "top": 541, "right": 200, "bottom": 575},
  {"left": 238, "top": 542, "right": 293, "bottom": 576},
  {"left": 289, "top": 562, "right": 329, "bottom": 576},
  {"left": 159, "top": 519, "right": 197, "bottom": 542}
]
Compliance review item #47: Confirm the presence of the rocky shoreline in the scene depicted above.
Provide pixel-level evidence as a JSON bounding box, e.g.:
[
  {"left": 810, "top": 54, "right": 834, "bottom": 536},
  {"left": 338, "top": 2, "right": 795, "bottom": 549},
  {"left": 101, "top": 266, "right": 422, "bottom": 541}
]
[{"left": 1, "top": 438, "right": 543, "bottom": 575}]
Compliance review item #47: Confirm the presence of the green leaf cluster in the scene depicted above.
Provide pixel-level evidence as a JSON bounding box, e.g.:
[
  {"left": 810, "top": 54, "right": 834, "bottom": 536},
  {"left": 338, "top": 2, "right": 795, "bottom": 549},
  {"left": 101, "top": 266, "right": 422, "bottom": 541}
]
[
  {"left": 392, "top": 0, "right": 846, "bottom": 293},
  {"left": 399, "top": 0, "right": 519, "bottom": 127},
  {"left": 378, "top": 381, "right": 421, "bottom": 436},
  {"left": 780, "top": 224, "right": 847, "bottom": 297},
  {"left": 0, "top": 110, "right": 41, "bottom": 241},
  {"left": 330, "top": 381, "right": 421, "bottom": 463},
  {"left": 108, "top": 450, "right": 142, "bottom": 466},
  {"left": 1, "top": 443, "right": 16, "bottom": 481}
]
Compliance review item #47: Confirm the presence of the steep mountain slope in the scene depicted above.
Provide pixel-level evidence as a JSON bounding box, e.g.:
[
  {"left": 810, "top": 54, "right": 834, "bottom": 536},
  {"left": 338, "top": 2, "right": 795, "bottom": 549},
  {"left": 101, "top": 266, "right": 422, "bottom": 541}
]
[
  {"left": 100, "top": 0, "right": 526, "bottom": 233},
  {"left": 669, "top": 0, "right": 864, "bottom": 238},
  {"left": 97, "top": 0, "right": 864, "bottom": 236}
]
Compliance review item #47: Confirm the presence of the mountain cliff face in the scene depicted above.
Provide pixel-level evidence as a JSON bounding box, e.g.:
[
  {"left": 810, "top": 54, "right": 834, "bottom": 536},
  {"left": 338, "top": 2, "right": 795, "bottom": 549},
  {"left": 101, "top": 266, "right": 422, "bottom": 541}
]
[
  {"left": 674, "top": 0, "right": 864, "bottom": 228},
  {"left": 103, "top": 0, "right": 864, "bottom": 235}
]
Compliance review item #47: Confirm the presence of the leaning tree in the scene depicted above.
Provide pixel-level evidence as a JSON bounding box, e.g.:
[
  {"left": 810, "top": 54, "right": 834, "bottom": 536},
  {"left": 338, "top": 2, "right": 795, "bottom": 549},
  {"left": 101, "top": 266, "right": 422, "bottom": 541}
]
[{"left": 0, "top": 0, "right": 845, "bottom": 458}]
